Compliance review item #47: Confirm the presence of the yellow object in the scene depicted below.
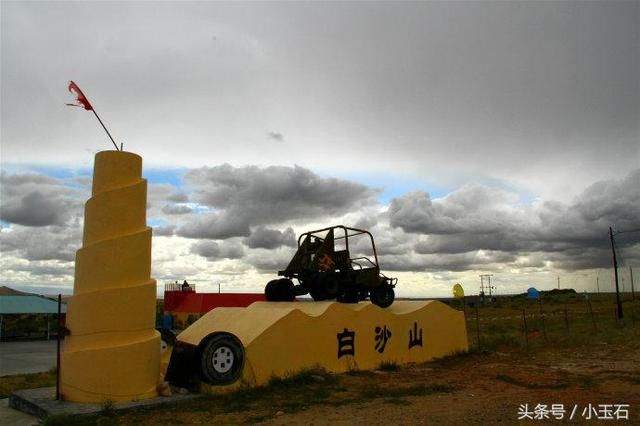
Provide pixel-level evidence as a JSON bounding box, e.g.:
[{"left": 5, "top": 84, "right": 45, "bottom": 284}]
[
  {"left": 177, "top": 301, "right": 468, "bottom": 393},
  {"left": 453, "top": 283, "right": 465, "bottom": 299},
  {"left": 61, "top": 151, "right": 160, "bottom": 403}
]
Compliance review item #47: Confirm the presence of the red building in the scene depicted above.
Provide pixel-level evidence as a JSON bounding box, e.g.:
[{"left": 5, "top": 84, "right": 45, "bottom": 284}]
[{"left": 163, "top": 282, "right": 265, "bottom": 329}]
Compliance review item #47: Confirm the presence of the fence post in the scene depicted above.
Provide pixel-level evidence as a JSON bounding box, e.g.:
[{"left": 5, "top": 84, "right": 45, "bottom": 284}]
[
  {"left": 522, "top": 308, "right": 529, "bottom": 350},
  {"left": 587, "top": 299, "right": 597, "bottom": 331},
  {"left": 56, "top": 294, "right": 61, "bottom": 401},
  {"left": 538, "top": 298, "right": 547, "bottom": 341},
  {"left": 475, "top": 302, "right": 481, "bottom": 350}
]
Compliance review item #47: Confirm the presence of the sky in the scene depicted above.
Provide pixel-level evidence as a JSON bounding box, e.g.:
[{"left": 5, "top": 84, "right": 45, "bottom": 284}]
[{"left": 1, "top": 1, "right": 639, "bottom": 298}]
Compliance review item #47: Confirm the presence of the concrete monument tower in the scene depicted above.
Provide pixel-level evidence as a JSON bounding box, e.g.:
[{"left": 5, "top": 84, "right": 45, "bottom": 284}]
[{"left": 61, "top": 151, "right": 160, "bottom": 403}]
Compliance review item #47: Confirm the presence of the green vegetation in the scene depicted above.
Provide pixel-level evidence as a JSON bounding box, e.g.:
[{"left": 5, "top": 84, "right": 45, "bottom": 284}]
[
  {"left": 362, "top": 384, "right": 454, "bottom": 399},
  {"left": 5, "top": 292, "right": 639, "bottom": 424},
  {"left": 377, "top": 360, "right": 400, "bottom": 371},
  {"left": 0, "top": 370, "right": 56, "bottom": 398},
  {"left": 495, "top": 374, "right": 568, "bottom": 390},
  {"left": 465, "top": 293, "right": 640, "bottom": 353}
]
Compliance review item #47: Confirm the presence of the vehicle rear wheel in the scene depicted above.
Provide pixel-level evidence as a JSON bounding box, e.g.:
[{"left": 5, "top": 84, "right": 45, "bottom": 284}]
[
  {"left": 370, "top": 285, "right": 395, "bottom": 308},
  {"left": 265, "top": 279, "right": 280, "bottom": 301},
  {"left": 309, "top": 274, "right": 339, "bottom": 301},
  {"left": 200, "top": 333, "right": 244, "bottom": 385},
  {"left": 265, "top": 278, "right": 295, "bottom": 301},
  {"left": 337, "top": 287, "right": 359, "bottom": 304}
]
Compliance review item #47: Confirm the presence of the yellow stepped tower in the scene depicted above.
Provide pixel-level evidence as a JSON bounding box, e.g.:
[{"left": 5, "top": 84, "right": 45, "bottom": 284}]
[{"left": 61, "top": 151, "right": 160, "bottom": 403}]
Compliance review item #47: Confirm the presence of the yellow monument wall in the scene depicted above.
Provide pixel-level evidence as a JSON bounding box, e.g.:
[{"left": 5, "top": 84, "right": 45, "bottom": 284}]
[
  {"left": 61, "top": 151, "right": 160, "bottom": 403},
  {"left": 177, "top": 300, "right": 468, "bottom": 393}
]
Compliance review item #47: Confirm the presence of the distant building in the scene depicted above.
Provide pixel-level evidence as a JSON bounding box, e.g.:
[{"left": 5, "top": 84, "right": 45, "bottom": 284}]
[
  {"left": 0, "top": 292, "right": 67, "bottom": 340},
  {"left": 163, "top": 282, "right": 265, "bottom": 329}
]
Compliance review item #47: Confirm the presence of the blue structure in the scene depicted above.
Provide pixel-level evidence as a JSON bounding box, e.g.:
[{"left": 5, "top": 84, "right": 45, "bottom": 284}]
[
  {"left": 527, "top": 287, "right": 540, "bottom": 300},
  {"left": 0, "top": 295, "right": 66, "bottom": 314}
]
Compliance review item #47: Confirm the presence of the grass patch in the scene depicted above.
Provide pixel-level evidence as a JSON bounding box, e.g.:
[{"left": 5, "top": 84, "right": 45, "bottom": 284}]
[
  {"left": 214, "top": 367, "right": 337, "bottom": 413},
  {"left": 602, "top": 374, "right": 640, "bottom": 385},
  {"left": 0, "top": 370, "right": 56, "bottom": 398},
  {"left": 577, "top": 375, "right": 596, "bottom": 389},
  {"left": 345, "top": 369, "right": 375, "bottom": 377},
  {"left": 244, "top": 413, "right": 270, "bottom": 424},
  {"left": 623, "top": 376, "right": 640, "bottom": 385},
  {"left": 431, "top": 349, "right": 485, "bottom": 367},
  {"left": 378, "top": 360, "right": 400, "bottom": 371},
  {"left": 267, "top": 367, "right": 336, "bottom": 388},
  {"left": 384, "top": 397, "right": 412, "bottom": 406},
  {"left": 42, "top": 413, "right": 115, "bottom": 426},
  {"left": 99, "top": 401, "right": 116, "bottom": 418},
  {"left": 495, "top": 374, "right": 568, "bottom": 390},
  {"left": 362, "top": 384, "right": 453, "bottom": 399}
]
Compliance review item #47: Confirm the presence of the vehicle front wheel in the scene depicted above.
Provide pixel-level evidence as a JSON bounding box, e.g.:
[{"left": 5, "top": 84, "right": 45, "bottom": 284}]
[
  {"left": 370, "top": 286, "right": 395, "bottom": 308},
  {"left": 200, "top": 333, "right": 244, "bottom": 385}
]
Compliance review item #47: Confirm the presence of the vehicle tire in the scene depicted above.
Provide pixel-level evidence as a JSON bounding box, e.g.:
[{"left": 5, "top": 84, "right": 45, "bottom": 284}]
[
  {"left": 309, "top": 284, "right": 327, "bottom": 301},
  {"left": 337, "top": 287, "right": 359, "bottom": 304},
  {"left": 309, "top": 274, "right": 339, "bottom": 301},
  {"left": 200, "top": 333, "right": 244, "bottom": 385},
  {"left": 157, "top": 327, "right": 176, "bottom": 354},
  {"left": 277, "top": 278, "right": 296, "bottom": 301},
  {"left": 324, "top": 275, "right": 340, "bottom": 298},
  {"left": 265, "top": 279, "right": 281, "bottom": 301},
  {"left": 265, "top": 278, "right": 295, "bottom": 301},
  {"left": 370, "top": 286, "right": 395, "bottom": 308}
]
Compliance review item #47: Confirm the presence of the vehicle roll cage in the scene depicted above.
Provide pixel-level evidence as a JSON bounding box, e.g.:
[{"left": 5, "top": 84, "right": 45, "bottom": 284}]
[{"left": 297, "top": 225, "right": 380, "bottom": 268}]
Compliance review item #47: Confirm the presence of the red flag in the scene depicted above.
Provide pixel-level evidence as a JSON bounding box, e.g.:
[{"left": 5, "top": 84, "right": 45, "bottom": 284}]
[{"left": 66, "top": 81, "right": 93, "bottom": 111}]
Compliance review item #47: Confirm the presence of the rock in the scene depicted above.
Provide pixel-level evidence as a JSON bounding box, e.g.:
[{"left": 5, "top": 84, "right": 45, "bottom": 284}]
[
  {"left": 310, "top": 374, "right": 326, "bottom": 382},
  {"left": 176, "top": 387, "right": 189, "bottom": 395},
  {"left": 157, "top": 382, "right": 172, "bottom": 397},
  {"left": 276, "top": 411, "right": 285, "bottom": 416}
]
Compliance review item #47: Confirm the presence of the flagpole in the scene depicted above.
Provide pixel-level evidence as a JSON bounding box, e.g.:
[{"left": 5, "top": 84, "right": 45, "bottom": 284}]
[{"left": 91, "top": 109, "right": 120, "bottom": 151}]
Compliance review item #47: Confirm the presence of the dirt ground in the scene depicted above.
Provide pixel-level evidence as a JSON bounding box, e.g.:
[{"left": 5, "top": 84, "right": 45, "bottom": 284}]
[
  {"left": 7, "top": 295, "right": 633, "bottom": 425},
  {"left": 113, "top": 340, "right": 639, "bottom": 426},
  {"left": 264, "top": 345, "right": 640, "bottom": 425}
]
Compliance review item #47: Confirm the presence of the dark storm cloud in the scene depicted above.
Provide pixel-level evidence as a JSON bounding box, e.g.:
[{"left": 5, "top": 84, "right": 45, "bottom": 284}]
[
  {"left": 245, "top": 248, "right": 296, "bottom": 273},
  {"left": 391, "top": 170, "right": 640, "bottom": 270},
  {"left": 148, "top": 184, "right": 188, "bottom": 209},
  {"left": 379, "top": 251, "right": 518, "bottom": 273},
  {"left": 2, "top": 1, "right": 638, "bottom": 202},
  {"left": 11, "top": 262, "right": 75, "bottom": 277},
  {"left": 0, "top": 172, "right": 83, "bottom": 227},
  {"left": 267, "top": 131, "right": 284, "bottom": 142},
  {"left": 161, "top": 204, "right": 192, "bottom": 215},
  {"left": 178, "top": 211, "right": 252, "bottom": 239},
  {"left": 191, "top": 240, "right": 246, "bottom": 260},
  {"left": 1, "top": 224, "right": 81, "bottom": 262},
  {"left": 389, "top": 183, "right": 527, "bottom": 235},
  {"left": 244, "top": 226, "right": 296, "bottom": 249},
  {"left": 153, "top": 224, "right": 176, "bottom": 237},
  {"left": 177, "top": 164, "right": 376, "bottom": 239}
]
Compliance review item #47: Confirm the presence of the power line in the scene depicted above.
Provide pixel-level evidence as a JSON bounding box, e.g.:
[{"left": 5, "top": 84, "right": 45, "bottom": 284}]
[{"left": 613, "top": 228, "right": 640, "bottom": 235}]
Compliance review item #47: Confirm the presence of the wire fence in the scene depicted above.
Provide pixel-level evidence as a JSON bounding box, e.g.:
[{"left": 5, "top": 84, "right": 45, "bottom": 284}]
[{"left": 456, "top": 294, "right": 640, "bottom": 352}]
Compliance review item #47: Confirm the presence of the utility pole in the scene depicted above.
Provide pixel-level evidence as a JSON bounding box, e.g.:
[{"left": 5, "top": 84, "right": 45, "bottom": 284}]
[
  {"left": 557, "top": 276, "right": 560, "bottom": 289},
  {"left": 609, "top": 226, "right": 623, "bottom": 319},
  {"left": 596, "top": 276, "right": 600, "bottom": 294},
  {"left": 631, "top": 266, "right": 635, "bottom": 300},
  {"left": 479, "top": 274, "right": 494, "bottom": 298}
]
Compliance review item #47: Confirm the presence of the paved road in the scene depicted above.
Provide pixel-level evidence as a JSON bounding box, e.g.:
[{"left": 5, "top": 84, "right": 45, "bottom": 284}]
[
  {"left": 0, "top": 340, "right": 57, "bottom": 376},
  {"left": 0, "top": 399, "right": 38, "bottom": 426}
]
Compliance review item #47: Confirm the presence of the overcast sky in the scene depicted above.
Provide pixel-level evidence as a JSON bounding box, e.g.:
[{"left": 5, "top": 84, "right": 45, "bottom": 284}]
[{"left": 1, "top": 1, "right": 639, "bottom": 297}]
